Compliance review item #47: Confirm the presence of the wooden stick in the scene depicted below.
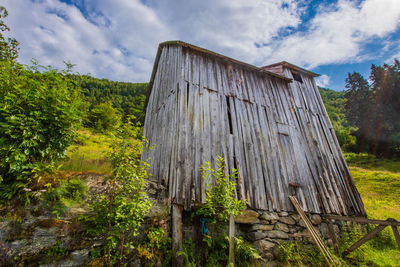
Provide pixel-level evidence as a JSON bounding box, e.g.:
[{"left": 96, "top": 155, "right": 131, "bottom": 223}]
[
  {"left": 172, "top": 204, "right": 183, "bottom": 267},
  {"left": 343, "top": 224, "right": 387, "bottom": 255},
  {"left": 229, "top": 214, "right": 235, "bottom": 266},
  {"left": 391, "top": 225, "right": 400, "bottom": 250},
  {"left": 325, "top": 215, "right": 400, "bottom": 226},
  {"left": 289, "top": 196, "right": 337, "bottom": 267}
]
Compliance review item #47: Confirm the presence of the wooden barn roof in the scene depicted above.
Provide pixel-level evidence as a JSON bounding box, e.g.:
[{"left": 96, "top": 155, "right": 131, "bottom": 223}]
[
  {"left": 146, "top": 41, "right": 292, "bottom": 104},
  {"left": 262, "top": 61, "right": 320, "bottom": 77}
]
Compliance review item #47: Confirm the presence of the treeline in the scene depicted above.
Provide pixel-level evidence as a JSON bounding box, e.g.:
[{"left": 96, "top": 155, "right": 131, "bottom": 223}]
[
  {"left": 72, "top": 75, "right": 148, "bottom": 124},
  {"left": 319, "top": 88, "right": 357, "bottom": 152},
  {"left": 344, "top": 60, "right": 400, "bottom": 157}
]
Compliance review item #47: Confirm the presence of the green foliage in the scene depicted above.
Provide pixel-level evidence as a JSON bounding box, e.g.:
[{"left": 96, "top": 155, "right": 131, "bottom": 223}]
[
  {"left": 232, "top": 236, "right": 261, "bottom": 267},
  {"left": 345, "top": 152, "right": 400, "bottom": 173},
  {"left": 59, "top": 129, "right": 113, "bottom": 173},
  {"left": 179, "top": 234, "right": 260, "bottom": 267},
  {"left": 87, "top": 101, "right": 122, "bottom": 133},
  {"left": 344, "top": 60, "right": 400, "bottom": 157},
  {"left": 0, "top": 59, "right": 83, "bottom": 198},
  {"left": 197, "top": 156, "right": 246, "bottom": 222},
  {"left": 137, "top": 226, "right": 172, "bottom": 266},
  {"left": 73, "top": 75, "right": 148, "bottom": 123},
  {"left": 82, "top": 122, "right": 152, "bottom": 266},
  {"left": 45, "top": 240, "right": 68, "bottom": 261},
  {"left": 0, "top": 6, "right": 19, "bottom": 61},
  {"left": 319, "top": 87, "right": 357, "bottom": 151},
  {"left": 277, "top": 240, "right": 336, "bottom": 267},
  {"left": 178, "top": 238, "right": 200, "bottom": 267},
  {"left": 43, "top": 178, "right": 87, "bottom": 217}
]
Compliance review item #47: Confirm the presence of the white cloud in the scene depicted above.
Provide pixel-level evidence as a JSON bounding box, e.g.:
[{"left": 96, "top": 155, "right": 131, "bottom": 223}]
[
  {"left": 0, "top": 0, "right": 399, "bottom": 82},
  {"left": 1, "top": 0, "right": 170, "bottom": 82},
  {"left": 315, "top": 74, "right": 330, "bottom": 88},
  {"left": 264, "top": 0, "right": 400, "bottom": 68}
]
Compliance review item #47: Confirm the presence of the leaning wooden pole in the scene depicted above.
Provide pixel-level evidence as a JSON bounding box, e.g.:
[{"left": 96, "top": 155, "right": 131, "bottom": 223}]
[{"left": 289, "top": 196, "right": 338, "bottom": 267}]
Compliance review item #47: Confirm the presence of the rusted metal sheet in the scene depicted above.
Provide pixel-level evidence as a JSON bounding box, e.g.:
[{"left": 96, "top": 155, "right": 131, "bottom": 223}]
[{"left": 142, "top": 41, "right": 366, "bottom": 216}]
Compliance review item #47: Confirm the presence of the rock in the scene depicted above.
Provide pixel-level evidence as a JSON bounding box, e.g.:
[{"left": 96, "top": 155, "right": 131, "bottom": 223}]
[
  {"left": 278, "top": 216, "right": 295, "bottom": 225},
  {"left": 66, "top": 207, "right": 88, "bottom": 218},
  {"left": 35, "top": 218, "right": 65, "bottom": 228},
  {"left": 254, "top": 239, "right": 276, "bottom": 253},
  {"left": 291, "top": 214, "right": 300, "bottom": 222},
  {"left": 246, "top": 231, "right": 268, "bottom": 241},
  {"left": 265, "top": 230, "right": 289, "bottom": 239},
  {"left": 235, "top": 210, "right": 260, "bottom": 224},
  {"left": 146, "top": 203, "right": 170, "bottom": 218},
  {"left": 320, "top": 223, "right": 329, "bottom": 238},
  {"left": 259, "top": 212, "right": 279, "bottom": 221},
  {"left": 278, "top": 212, "right": 289, "bottom": 217},
  {"left": 250, "top": 224, "right": 274, "bottom": 231},
  {"left": 310, "top": 214, "right": 322, "bottom": 225},
  {"left": 21, "top": 235, "right": 57, "bottom": 257},
  {"left": 290, "top": 229, "right": 310, "bottom": 238},
  {"left": 274, "top": 223, "right": 289, "bottom": 233},
  {"left": 298, "top": 219, "right": 306, "bottom": 228},
  {"left": 183, "top": 226, "right": 195, "bottom": 240},
  {"left": 259, "top": 220, "right": 272, "bottom": 225},
  {"left": 70, "top": 248, "right": 90, "bottom": 264},
  {"left": 11, "top": 239, "right": 27, "bottom": 252}
]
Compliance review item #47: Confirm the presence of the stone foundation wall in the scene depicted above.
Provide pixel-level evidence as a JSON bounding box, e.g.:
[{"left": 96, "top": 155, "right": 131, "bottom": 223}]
[{"left": 181, "top": 208, "right": 342, "bottom": 263}]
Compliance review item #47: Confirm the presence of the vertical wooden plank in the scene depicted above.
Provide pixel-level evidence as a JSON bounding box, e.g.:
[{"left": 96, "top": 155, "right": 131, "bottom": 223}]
[{"left": 172, "top": 204, "right": 183, "bottom": 266}]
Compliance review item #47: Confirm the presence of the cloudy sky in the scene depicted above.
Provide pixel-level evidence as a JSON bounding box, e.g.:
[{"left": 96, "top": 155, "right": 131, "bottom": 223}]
[{"left": 1, "top": 0, "right": 400, "bottom": 91}]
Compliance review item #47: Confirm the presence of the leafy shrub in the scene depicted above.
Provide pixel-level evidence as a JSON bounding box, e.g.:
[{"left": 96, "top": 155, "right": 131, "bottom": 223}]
[
  {"left": 0, "top": 59, "right": 83, "bottom": 198},
  {"left": 196, "top": 156, "right": 246, "bottom": 222},
  {"left": 137, "top": 226, "right": 172, "bottom": 266},
  {"left": 87, "top": 101, "right": 121, "bottom": 133},
  {"left": 42, "top": 178, "right": 87, "bottom": 217},
  {"left": 81, "top": 122, "right": 152, "bottom": 266},
  {"left": 179, "top": 234, "right": 260, "bottom": 267}
]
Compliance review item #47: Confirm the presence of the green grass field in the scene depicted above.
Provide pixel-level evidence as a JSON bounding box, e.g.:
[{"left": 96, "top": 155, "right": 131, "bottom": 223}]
[
  {"left": 346, "top": 153, "right": 400, "bottom": 266},
  {"left": 59, "top": 129, "right": 113, "bottom": 174}
]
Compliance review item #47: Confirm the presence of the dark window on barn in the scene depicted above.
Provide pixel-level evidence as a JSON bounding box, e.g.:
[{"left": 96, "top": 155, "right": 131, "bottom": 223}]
[{"left": 291, "top": 70, "right": 303, "bottom": 83}]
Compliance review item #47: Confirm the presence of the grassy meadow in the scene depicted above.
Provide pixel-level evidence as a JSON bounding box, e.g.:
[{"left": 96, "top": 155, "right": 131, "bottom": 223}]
[
  {"left": 59, "top": 129, "right": 113, "bottom": 174},
  {"left": 345, "top": 153, "right": 400, "bottom": 266}
]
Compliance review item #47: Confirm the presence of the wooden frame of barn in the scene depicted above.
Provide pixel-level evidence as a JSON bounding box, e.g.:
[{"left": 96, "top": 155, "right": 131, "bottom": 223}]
[
  {"left": 143, "top": 40, "right": 364, "bottom": 216},
  {"left": 142, "top": 41, "right": 367, "bottom": 262}
]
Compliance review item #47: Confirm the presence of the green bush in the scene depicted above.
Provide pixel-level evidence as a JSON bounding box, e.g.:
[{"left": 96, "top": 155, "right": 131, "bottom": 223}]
[
  {"left": 179, "top": 234, "right": 260, "bottom": 267},
  {"left": 0, "top": 59, "right": 83, "bottom": 198},
  {"left": 196, "top": 156, "right": 246, "bottom": 222},
  {"left": 87, "top": 101, "right": 121, "bottom": 133},
  {"left": 81, "top": 122, "right": 152, "bottom": 266},
  {"left": 43, "top": 178, "right": 87, "bottom": 217}
]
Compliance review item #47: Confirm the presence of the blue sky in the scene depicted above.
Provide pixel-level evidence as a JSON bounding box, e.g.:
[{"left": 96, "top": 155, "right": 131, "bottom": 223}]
[{"left": 1, "top": 0, "right": 400, "bottom": 91}]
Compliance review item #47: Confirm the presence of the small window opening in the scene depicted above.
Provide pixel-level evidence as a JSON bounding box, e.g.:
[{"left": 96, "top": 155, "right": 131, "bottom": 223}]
[
  {"left": 291, "top": 70, "right": 303, "bottom": 83},
  {"left": 226, "top": 96, "right": 233, "bottom": 134}
]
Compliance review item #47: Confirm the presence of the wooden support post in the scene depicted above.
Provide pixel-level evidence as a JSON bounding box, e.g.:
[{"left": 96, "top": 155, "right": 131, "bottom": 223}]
[
  {"left": 229, "top": 214, "right": 235, "bottom": 267},
  {"left": 343, "top": 224, "right": 387, "bottom": 255},
  {"left": 391, "top": 226, "right": 400, "bottom": 250},
  {"left": 324, "top": 215, "right": 400, "bottom": 226},
  {"left": 172, "top": 203, "right": 183, "bottom": 267}
]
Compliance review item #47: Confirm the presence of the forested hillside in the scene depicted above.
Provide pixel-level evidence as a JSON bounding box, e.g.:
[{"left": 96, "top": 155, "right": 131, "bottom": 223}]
[{"left": 72, "top": 75, "right": 148, "bottom": 124}]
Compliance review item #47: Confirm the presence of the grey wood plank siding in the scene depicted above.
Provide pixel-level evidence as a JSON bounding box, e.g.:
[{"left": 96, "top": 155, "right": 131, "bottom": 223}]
[{"left": 142, "top": 42, "right": 365, "bottom": 216}]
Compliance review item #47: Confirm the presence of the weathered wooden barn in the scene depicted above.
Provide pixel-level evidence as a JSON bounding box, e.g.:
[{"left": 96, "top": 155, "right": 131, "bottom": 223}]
[{"left": 142, "top": 41, "right": 365, "bottom": 217}]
